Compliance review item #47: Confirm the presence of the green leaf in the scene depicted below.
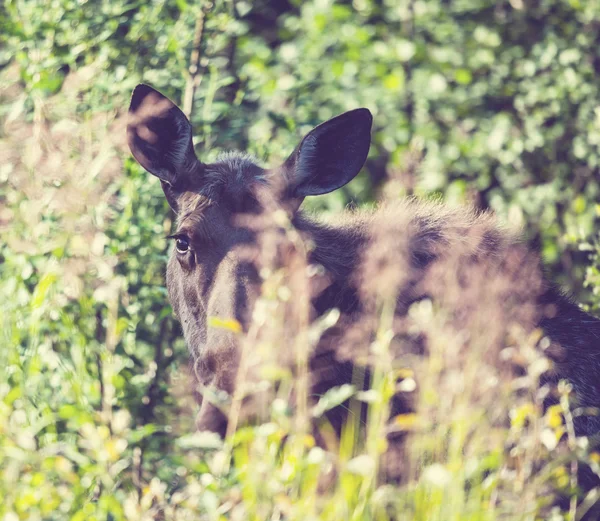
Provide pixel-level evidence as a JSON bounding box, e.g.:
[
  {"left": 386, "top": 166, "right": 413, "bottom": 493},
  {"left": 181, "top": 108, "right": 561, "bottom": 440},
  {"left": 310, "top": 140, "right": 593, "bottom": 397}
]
[
  {"left": 311, "top": 384, "right": 355, "bottom": 418},
  {"left": 31, "top": 273, "right": 57, "bottom": 309}
]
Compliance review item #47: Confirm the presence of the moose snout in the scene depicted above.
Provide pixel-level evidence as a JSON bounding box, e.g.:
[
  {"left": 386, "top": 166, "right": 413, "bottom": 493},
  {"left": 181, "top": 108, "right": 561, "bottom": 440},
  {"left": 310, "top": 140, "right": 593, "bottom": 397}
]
[{"left": 192, "top": 343, "right": 239, "bottom": 437}]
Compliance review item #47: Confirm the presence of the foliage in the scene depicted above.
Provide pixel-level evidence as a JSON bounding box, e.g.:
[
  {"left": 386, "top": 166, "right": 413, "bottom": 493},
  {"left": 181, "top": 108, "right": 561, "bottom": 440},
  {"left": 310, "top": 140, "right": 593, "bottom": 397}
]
[{"left": 1, "top": 0, "right": 600, "bottom": 519}]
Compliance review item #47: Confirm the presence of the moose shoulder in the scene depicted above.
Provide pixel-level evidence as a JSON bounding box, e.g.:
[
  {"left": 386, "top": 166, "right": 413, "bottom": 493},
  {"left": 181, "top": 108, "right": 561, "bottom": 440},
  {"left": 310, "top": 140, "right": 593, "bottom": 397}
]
[{"left": 127, "top": 84, "right": 600, "bottom": 474}]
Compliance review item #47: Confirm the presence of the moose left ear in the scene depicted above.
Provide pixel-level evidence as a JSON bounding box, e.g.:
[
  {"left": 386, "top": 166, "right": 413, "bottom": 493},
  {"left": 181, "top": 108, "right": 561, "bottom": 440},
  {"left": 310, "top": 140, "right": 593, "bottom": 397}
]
[
  {"left": 127, "top": 84, "right": 202, "bottom": 187},
  {"left": 282, "top": 108, "right": 372, "bottom": 198}
]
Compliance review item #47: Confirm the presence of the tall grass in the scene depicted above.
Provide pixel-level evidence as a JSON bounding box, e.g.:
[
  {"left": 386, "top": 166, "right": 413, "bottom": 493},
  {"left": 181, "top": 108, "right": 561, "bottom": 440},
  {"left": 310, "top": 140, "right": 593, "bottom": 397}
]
[{"left": 1, "top": 68, "right": 599, "bottom": 521}]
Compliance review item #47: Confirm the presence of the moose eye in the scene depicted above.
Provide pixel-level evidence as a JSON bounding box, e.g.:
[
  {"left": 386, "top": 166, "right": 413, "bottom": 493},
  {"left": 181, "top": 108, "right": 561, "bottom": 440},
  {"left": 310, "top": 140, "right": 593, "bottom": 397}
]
[
  {"left": 168, "top": 234, "right": 191, "bottom": 254},
  {"left": 175, "top": 236, "right": 190, "bottom": 254}
]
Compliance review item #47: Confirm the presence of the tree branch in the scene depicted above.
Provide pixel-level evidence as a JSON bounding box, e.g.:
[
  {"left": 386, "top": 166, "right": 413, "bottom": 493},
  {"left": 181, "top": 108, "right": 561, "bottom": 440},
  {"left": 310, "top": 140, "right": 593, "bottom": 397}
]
[
  {"left": 183, "top": 2, "right": 213, "bottom": 119},
  {"left": 224, "top": 0, "right": 241, "bottom": 104}
]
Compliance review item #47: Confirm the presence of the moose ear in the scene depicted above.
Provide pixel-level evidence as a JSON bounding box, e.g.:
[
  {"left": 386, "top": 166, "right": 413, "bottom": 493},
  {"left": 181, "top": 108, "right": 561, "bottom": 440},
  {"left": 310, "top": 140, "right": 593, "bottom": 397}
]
[
  {"left": 282, "top": 108, "right": 372, "bottom": 198},
  {"left": 127, "top": 84, "right": 202, "bottom": 186}
]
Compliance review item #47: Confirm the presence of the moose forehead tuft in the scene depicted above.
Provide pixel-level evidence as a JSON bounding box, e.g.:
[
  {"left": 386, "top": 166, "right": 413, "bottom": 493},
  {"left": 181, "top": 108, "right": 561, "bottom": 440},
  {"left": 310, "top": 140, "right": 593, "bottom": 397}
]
[
  {"left": 176, "top": 152, "right": 265, "bottom": 223},
  {"left": 212, "top": 151, "right": 264, "bottom": 186},
  {"left": 201, "top": 151, "right": 265, "bottom": 200}
]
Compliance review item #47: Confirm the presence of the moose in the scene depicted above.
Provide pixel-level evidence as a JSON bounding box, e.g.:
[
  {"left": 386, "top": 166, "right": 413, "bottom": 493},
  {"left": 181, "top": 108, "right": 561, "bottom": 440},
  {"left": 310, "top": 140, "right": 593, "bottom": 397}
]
[{"left": 127, "top": 84, "right": 600, "bottom": 488}]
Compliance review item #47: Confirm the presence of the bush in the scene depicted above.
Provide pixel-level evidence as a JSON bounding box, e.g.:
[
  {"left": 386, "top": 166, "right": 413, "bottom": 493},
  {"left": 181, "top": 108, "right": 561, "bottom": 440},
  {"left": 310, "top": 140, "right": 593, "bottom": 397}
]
[{"left": 1, "top": 1, "right": 600, "bottom": 519}]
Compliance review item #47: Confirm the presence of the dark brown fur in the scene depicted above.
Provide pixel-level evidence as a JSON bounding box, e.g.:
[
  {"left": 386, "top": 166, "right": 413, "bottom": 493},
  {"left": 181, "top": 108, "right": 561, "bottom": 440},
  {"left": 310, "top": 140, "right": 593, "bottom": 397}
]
[{"left": 127, "top": 85, "right": 600, "bottom": 493}]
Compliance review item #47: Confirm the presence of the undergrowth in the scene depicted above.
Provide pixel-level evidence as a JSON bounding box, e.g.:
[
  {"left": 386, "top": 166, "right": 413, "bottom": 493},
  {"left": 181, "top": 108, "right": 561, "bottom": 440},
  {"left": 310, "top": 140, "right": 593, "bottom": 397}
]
[{"left": 2, "top": 67, "right": 600, "bottom": 521}]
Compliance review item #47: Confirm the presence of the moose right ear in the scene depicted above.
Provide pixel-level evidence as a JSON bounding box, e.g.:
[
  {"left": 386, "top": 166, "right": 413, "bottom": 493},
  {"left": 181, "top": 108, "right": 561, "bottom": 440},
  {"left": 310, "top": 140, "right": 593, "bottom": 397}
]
[
  {"left": 127, "top": 84, "right": 202, "bottom": 187},
  {"left": 281, "top": 108, "right": 372, "bottom": 202}
]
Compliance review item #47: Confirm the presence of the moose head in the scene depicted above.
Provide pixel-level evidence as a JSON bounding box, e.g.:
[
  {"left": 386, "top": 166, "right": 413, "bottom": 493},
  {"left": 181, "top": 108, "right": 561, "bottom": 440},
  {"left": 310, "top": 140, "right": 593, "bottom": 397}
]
[{"left": 127, "top": 84, "right": 372, "bottom": 434}]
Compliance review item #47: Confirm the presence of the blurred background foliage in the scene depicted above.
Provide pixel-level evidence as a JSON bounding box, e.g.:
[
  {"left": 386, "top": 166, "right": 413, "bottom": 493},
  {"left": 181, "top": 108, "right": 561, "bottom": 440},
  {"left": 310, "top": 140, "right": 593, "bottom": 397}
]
[{"left": 1, "top": 0, "right": 600, "bottom": 519}]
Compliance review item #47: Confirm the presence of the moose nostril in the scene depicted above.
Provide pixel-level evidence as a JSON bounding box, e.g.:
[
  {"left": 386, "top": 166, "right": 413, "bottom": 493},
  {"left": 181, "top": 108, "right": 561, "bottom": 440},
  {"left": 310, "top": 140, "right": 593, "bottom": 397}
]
[
  {"left": 194, "top": 355, "right": 217, "bottom": 385},
  {"left": 205, "top": 355, "right": 216, "bottom": 375}
]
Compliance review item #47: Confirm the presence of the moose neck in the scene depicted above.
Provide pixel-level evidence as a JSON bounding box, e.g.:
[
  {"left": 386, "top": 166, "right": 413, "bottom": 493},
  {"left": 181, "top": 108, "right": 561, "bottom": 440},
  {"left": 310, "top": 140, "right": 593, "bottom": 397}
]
[{"left": 293, "top": 211, "right": 368, "bottom": 316}]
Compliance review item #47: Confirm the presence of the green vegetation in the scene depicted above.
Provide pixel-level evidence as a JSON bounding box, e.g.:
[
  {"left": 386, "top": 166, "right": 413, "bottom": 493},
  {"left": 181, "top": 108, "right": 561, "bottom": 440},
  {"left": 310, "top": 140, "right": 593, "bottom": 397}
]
[{"left": 1, "top": 0, "right": 600, "bottom": 519}]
